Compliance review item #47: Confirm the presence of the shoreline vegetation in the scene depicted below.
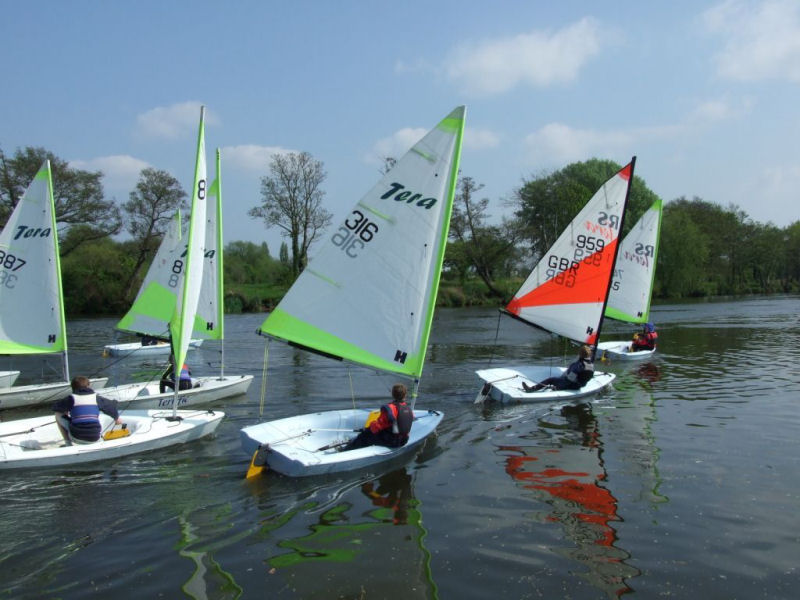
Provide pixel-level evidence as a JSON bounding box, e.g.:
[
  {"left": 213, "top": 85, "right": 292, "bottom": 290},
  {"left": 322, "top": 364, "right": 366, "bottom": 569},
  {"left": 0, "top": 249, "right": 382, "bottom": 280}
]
[{"left": 4, "top": 149, "right": 799, "bottom": 320}]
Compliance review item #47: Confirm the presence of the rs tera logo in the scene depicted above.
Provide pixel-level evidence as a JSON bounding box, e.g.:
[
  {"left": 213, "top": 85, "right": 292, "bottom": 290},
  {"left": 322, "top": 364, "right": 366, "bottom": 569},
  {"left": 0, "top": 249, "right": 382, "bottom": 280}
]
[
  {"left": 13, "top": 225, "right": 51, "bottom": 240},
  {"left": 381, "top": 182, "right": 437, "bottom": 209}
]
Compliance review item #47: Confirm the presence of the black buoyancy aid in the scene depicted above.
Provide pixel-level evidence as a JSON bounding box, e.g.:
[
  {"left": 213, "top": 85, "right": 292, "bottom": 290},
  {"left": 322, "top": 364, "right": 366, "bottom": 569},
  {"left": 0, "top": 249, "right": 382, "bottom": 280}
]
[
  {"left": 382, "top": 402, "right": 414, "bottom": 437},
  {"left": 576, "top": 359, "right": 595, "bottom": 385}
]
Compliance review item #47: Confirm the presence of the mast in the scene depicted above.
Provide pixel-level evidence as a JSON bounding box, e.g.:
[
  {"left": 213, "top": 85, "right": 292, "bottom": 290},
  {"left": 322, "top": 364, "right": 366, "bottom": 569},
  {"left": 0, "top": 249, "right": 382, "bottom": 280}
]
[
  {"left": 46, "top": 161, "right": 70, "bottom": 382},
  {"left": 215, "top": 148, "right": 225, "bottom": 379},
  {"left": 593, "top": 156, "right": 636, "bottom": 358},
  {"left": 170, "top": 105, "right": 207, "bottom": 418}
]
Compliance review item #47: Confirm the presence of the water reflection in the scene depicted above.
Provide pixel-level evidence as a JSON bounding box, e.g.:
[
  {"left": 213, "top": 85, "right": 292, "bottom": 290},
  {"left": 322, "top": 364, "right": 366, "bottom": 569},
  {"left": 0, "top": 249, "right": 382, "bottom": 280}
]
[
  {"left": 497, "top": 403, "right": 640, "bottom": 598},
  {"left": 254, "top": 467, "right": 438, "bottom": 599},
  {"left": 178, "top": 511, "right": 243, "bottom": 600}
]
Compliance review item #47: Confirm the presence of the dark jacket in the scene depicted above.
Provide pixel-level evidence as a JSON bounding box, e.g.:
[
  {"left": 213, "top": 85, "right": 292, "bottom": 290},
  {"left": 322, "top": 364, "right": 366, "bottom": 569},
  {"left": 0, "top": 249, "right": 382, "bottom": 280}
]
[{"left": 52, "top": 387, "right": 120, "bottom": 442}]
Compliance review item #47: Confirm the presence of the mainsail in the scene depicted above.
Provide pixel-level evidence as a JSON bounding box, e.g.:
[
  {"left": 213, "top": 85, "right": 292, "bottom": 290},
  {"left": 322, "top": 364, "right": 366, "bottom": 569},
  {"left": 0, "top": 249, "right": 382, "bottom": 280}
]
[
  {"left": 170, "top": 106, "right": 208, "bottom": 377},
  {"left": 258, "top": 106, "right": 466, "bottom": 380},
  {"left": 196, "top": 148, "right": 223, "bottom": 341},
  {"left": 604, "top": 198, "right": 662, "bottom": 324},
  {"left": 117, "top": 111, "right": 216, "bottom": 345},
  {"left": 505, "top": 159, "right": 635, "bottom": 346},
  {"left": 0, "top": 161, "right": 67, "bottom": 357},
  {"left": 116, "top": 211, "right": 183, "bottom": 339}
]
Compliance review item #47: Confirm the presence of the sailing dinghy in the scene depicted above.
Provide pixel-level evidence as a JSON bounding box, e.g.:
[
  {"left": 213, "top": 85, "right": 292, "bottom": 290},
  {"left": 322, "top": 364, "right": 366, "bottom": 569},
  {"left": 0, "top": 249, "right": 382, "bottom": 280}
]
[
  {"left": 103, "top": 338, "right": 202, "bottom": 358},
  {"left": 100, "top": 139, "right": 252, "bottom": 409},
  {"left": 597, "top": 198, "right": 662, "bottom": 361},
  {"left": 241, "top": 106, "right": 466, "bottom": 477},
  {"left": 476, "top": 159, "right": 635, "bottom": 403},
  {"left": 0, "top": 409, "right": 223, "bottom": 469},
  {"left": 0, "top": 108, "right": 224, "bottom": 468},
  {"left": 0, "top": 161, "right": 107, "bottom": 411}
]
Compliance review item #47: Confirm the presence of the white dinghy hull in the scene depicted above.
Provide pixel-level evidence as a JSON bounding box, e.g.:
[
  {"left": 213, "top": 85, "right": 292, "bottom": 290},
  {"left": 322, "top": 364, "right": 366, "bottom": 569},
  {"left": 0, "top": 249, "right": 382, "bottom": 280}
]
[
  {"left": 103, "top": 339, "right": 203, "bottom": 358},
  {"left": 597, "top": 340, "right": 656, "bottom": 361},
  {"left": 476, "top": 366, "right": 615, "bottom": 403},
  {"left": 241, "top": 408, "right": 444, "bottom": 478},
  {"left": 99, "top": 374, "right": 253, "bottom": 410},
  {"left": 0, "top": 409, "right": 223, "bottom": 469},
  {"left": 0, "top": 377, "right": 109, "bottom": 411}
]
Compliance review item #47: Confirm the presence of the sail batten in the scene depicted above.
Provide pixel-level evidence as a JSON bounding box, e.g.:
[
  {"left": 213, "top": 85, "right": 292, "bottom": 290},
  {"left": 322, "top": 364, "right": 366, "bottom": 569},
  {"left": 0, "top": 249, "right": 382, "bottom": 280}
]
[{"left": 259, "top": 106, "right": 466, "bottom": 381}]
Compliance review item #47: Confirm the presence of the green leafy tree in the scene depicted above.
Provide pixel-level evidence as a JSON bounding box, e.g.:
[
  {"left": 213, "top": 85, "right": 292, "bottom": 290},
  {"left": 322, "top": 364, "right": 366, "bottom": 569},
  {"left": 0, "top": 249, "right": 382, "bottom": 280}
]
[
  {"left": 249, "top": 151, "right": 332, "bottom": 278},
  {"left": 0, "top": 146, "right": 121, "bottom": 255},
  {"left": 121, "top": 168, "right": 188, "bottom": 298},
  {"left": 514, "top": 158, "right": 655, "bottom": 261},
  {"left": 658, "top": 204, "right": 709, "bottom": 297},
  {"left": 449, "top": 176, "right": 520, "bottom": 298},
  {"left": 61, "top": 237, "right": 133, "bottom": 315}
]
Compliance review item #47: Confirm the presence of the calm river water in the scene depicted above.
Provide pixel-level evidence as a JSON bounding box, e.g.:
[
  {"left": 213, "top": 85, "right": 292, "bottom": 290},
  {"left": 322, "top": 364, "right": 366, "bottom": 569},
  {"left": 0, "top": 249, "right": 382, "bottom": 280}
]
[{"left": 1, "top": 296, "right": 798, "bottom": 599}]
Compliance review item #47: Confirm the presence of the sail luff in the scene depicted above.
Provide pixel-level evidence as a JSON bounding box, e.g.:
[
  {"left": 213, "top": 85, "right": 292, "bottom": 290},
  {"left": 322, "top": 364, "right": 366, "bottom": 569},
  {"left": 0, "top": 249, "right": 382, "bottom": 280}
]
[
  {"left": 414, "top": 107, "right": 465, "bottom": 378},
  {"left": 642, "top": 197, "right": 662, "bottom": 322},
  {"left": 593, "top": 156, "right": 636, "bottom": 350},
  {"left": 215, "top": 148, "right": 224, "bottom": 378},
  {"left": 47, "top": 161, "right": 70, "bottom": 380},
  {"left": 604, "top": 196, "right": 662, "bottom": 324},
  {"left": 170, "top": 106, "right": 207, "bottom": 388}
]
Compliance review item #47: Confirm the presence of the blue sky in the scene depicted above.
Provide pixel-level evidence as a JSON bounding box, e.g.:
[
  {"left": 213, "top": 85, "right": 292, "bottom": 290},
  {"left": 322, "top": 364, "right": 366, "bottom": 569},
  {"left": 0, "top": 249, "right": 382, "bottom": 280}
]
[{"left": 2, "top": 0, "right": 798, "bottom": 252}]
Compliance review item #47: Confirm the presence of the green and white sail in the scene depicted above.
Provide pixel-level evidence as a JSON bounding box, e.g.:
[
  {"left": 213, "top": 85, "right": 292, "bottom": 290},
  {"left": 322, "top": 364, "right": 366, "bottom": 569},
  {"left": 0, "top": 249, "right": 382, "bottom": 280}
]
[
  {"left": 605, "top": 198, "right": 662, "bottom": 323},
  {"left": 116, "top": 211, "right": 183, "bottom": 339},
  {"left": 258, "top": 106, "right": 466, "bottom": 379},
  {"left": 170, "top": 106, "right": 208, "bottom": 375},
  {"left": 196, "top": 148, "right": 223, "bottom": 341},
  {"left": 117, "top": 111, "right": 217, "bottom": 345},
  {"left": 0, "top": 161, "right": 67, "bottom": 355}
]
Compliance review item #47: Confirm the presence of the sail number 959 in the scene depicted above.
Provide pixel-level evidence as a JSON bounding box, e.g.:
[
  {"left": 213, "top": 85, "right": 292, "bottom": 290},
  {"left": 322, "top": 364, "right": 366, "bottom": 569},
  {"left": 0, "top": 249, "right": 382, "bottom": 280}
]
[{"left": 572, "top": 234, "right": 605, "bottom": 265}]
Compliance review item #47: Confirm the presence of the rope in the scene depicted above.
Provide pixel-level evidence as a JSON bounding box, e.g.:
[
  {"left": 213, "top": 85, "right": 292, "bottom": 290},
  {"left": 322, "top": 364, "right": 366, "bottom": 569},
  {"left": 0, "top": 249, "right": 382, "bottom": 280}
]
[
  {"left": 486, "top": 310, "right": 503, "bottom": 369},
  {"left": 348, "top": 366, "right": 356, "bottom": 410},
  {"left": 259, "top": 339, "right": 270, "bottom": 417}
]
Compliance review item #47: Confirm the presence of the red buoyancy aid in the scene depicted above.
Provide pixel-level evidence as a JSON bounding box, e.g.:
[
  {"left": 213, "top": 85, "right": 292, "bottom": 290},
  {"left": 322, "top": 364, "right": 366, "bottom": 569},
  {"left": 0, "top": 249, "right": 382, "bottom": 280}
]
[{"left": 370, "top": 402, "right": 414, "bottom": 439}]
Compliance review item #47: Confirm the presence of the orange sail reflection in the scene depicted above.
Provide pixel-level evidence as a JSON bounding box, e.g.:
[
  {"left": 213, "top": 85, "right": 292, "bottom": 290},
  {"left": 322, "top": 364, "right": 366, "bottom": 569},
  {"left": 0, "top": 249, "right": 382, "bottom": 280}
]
[{"left": 498, "top": 404, "right": 639, "bottom": 597}]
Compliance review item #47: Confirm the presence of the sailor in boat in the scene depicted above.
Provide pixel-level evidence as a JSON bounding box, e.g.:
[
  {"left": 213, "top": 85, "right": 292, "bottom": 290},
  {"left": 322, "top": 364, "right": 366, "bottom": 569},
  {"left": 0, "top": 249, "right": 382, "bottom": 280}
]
[
  {"left": 522, "top": 345, "right": 595, "bottom": 392},
  {"left": 631, "top": 322, "right": 658, "bottom": 352},
  {"left": 159, "top": 355, "right": 194, "bottom": 393},
  {"left": 343, "top": 384, "right": 414, "bottom": 450},
  {"left": 139, "top": 334, "right": 162, "bottom": 347},
  {"left": 52, "top": 376, "right": 122, "bottom": 445}
]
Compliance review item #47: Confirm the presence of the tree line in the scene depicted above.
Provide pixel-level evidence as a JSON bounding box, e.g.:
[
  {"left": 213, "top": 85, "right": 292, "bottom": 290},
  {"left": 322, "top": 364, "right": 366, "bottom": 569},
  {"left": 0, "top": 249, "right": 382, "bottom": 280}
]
[{"left": 2, "top": 145, "right": 797, "bottom": 319}]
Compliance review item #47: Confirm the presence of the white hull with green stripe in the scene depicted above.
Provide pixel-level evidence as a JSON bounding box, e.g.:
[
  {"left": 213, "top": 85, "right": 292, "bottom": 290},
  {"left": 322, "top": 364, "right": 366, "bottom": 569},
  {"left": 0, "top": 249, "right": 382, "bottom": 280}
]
[{"left": 244, "top": 106, "right": 466, "bottom": 477}]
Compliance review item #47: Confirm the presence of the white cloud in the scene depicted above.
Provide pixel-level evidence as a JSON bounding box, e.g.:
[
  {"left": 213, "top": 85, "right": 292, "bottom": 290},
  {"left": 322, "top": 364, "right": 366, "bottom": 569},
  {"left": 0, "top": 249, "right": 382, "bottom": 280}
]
[
  {"left": 444, "top": 18, "right": 604, "bottom": 95},
  {"left": 69, "top": 154, "right": 150, "bottom": 199},
  {"left": 364, "top": 124, "right": 500, "bottom": 166},
  {"left": 703, "top": 0, "right": 800, "bottom": 82},
  {"left": 465, "top": 127, "right": 501, "bottom": 150},
  {"left": 221, "top": 144, "right": 294, "bottom": 172},
  {"left": 688, "top": 96, "right": 754, "bottom": 123},
  {"left": 750, "top": 163, "right": 800, "bottom": 224},
  {"left": 365, "top": 127, "right": 428, "bottom": 165},
  {"left": 135, "top": 102, "right": 218, "bottom": 140},
  {"left": 524, "top": 123, "right": 636, "bottom": 166}
]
